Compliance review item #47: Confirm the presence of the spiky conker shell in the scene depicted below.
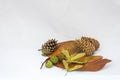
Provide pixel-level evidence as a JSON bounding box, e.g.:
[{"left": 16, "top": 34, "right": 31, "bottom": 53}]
[{"left": 41, "top": 39, "right": 58, "bottom": 56}]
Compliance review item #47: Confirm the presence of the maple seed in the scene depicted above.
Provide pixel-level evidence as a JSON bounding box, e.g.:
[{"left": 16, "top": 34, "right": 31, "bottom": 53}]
[
  {"left": 45, "top": 60, "right": 53, "bottom": 68},
  {"left": 50, "top": 56, "right": 59, "bottom": 64}
]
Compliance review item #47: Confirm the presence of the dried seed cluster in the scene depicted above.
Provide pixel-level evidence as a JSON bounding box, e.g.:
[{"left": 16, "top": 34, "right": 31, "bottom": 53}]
[{"left": 45, "top": 56, "right": 59, "bottom": 68}]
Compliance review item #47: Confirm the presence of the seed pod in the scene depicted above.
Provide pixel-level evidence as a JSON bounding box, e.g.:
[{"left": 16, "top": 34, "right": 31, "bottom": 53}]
[
  {"left": 45, "top": 60, "right": 53, "bottom": 68},
  {"left": 50, "top": 56, "right": 59, "bottom": 64}
]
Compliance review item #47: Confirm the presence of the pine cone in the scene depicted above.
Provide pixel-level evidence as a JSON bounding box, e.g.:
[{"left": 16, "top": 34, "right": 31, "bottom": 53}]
[
  {"left": 75, "top": 39, "right": 95, "bottom": 56},
  {"left": 81, "top": 38, "right": 96, "bottom": 56},
  {"left": 81, "top": 37, "right": 100, "bottom": 50},
  {"left": 41, "top": 39, "right": 58, "bottom": 56}
]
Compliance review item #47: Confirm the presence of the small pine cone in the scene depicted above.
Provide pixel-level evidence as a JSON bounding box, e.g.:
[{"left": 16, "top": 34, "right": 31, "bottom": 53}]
[
  {"left": 81, "top": 37, "right": 100, "bottom": 50},
  {"left": 41, "top": 39, "right": 58, "bottom": 56},
  {"left": 76, "top": 39, "right": 95, "bottom": 56}
]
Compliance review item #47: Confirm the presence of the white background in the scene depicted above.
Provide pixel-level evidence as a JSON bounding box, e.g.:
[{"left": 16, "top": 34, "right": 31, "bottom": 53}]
[{"left": 0, "top": 0, "right": 120, "bottom": 80}]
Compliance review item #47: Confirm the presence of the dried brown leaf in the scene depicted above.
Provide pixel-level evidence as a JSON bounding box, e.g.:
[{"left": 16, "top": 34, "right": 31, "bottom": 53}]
[
  {"left": 79, "top": 59, "right": 111, "bottom": 71},
  {"left": 48, "top": 41, "right": 79, "bottom": 57},
  {"left": 54, "top": 57, "right": 111, "bottom": 71}
]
